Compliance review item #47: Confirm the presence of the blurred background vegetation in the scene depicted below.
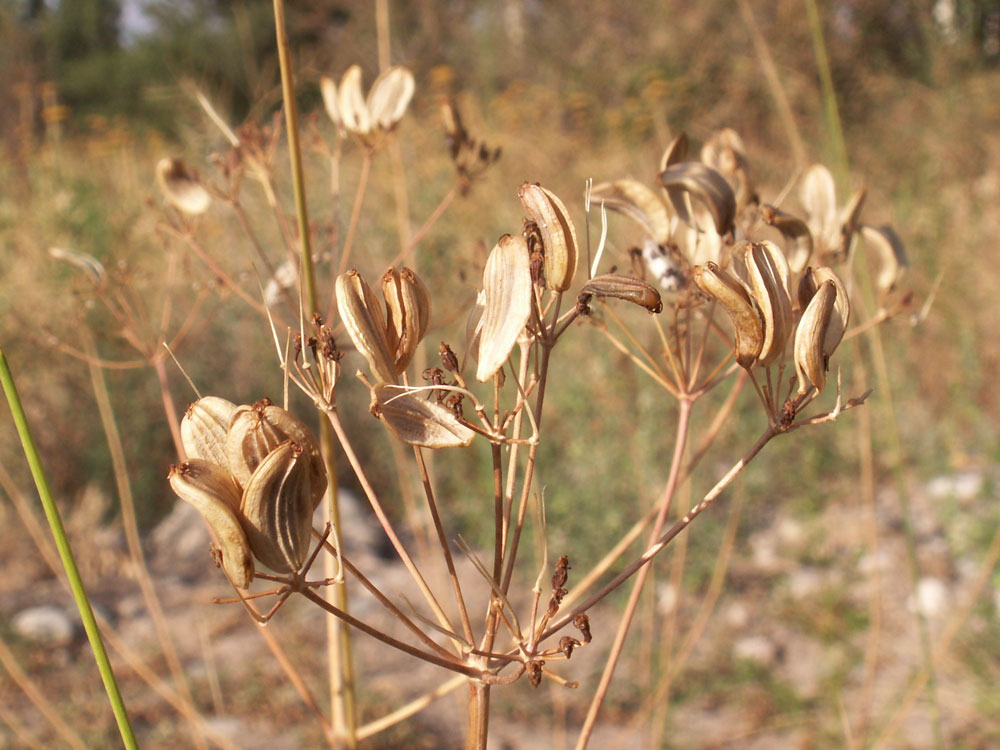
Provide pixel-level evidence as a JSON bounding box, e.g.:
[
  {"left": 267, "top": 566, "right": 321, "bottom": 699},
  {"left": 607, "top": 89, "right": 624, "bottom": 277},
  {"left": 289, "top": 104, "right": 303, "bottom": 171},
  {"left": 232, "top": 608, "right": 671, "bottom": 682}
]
[{"left": 2, "top": 0, "right": 1000, "bottom": 747}]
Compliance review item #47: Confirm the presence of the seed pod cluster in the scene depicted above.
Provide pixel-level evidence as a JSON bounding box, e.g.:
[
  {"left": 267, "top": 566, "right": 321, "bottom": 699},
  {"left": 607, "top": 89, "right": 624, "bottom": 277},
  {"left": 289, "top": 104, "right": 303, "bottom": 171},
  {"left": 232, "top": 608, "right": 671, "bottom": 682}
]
[
  {"left": 320, "top": 64, "right": 415, "bottom": 143},
  {"left": 169, "top": 397, "right": 328, "bottom": 586},
  {"left": 336, "top": 267, "right": 432, "bottom": 384}
]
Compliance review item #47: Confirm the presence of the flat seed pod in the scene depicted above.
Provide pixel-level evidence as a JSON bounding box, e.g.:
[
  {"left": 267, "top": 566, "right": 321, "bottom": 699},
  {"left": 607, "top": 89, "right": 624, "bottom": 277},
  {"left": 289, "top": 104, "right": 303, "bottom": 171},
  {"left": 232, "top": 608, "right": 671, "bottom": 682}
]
[
  {"left": 518, "top": 183, "right": 579, "bottom": 292},
  {"left": 259, "top": 404, "right": 327, "bottom": 511},
  {"left": 743, "top": 241, "right": 793, "bottom": 367},
  {"left": 659, "top": 132, "right": 689, "bottom": 171},
  {"left": 169, "top": 460, "right": 254, "bottom": 588},
  {"left": 319, "top": 75, "right": 342, "bottom": 129},
  {"left": 240, "top": 441, "right": 314, "bottom": 574},
  {"left": 181, "top": 396, "right": 238, "bottom": 467},
  {"left": 659, "top": 162, "right": 736, "bottom": 236},
  {"left": 336, "top": 270, "right": 398, "bottom": 385},
  {"left": 860, "top": 225, "right": 908, "bottom": 296},
  {"left": 761, "top": 204, "right": 814, "bottom": 273},
  {"left": 367, "top": 66, "right": 415, "bottom": 131},
  {"left": 807, "top": 267, "right": 850, "bottom": 357},
  {"left": 800, "top": 164, "right": 838, "bottom": 252},
  {"left": 580, "top": 274, "right": 663, "bottom": 313},
  {"left": 338, "top": 65, "right": 371, "bottom": 135},
  {"left": 691, "top": 262, "right": 763, "bottom": 368},
  {"left": 382, "top": 267, "right": 432, "bottom": 374},
  {"left": 372, "top": 384, "right": 475, "bottom": 448},
  {"left": 590, "top": 179, "right": 672, "bottom": 245},
  {"left": 48, "top": 247, "right": 106, "bottom": 285},
  {"left": 156, "top": 158, "right": 211, "bottom": 215},
  {"left": 794, "top": 280, "right": 837, "bottom": 394},
  {"left": 477, "top": 234, "right": 532, "bottom": 382}
]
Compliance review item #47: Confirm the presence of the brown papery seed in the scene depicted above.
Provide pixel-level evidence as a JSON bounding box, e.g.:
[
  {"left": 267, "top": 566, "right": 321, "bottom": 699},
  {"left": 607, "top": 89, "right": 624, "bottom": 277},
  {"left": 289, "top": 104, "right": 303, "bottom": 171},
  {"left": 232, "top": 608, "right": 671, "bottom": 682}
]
[
  {"left": 580, "top": 274, "right": 663, "bottom": 313},
  {"left": 794, "top": 280, "right": 837, "bottom": 394},
  {"left": 372, "top": 384, "right": 475, "bottom": 448},
  {"left": 336, "top": 270, "right": 398, "bottom": 385},
  {"left": 181, "top": 396, "right": 238, "bottom": 467},
  {"left": 691, "top": 262, "right": 763, "bottom": 369},
  {"left": 518, "top": 182, "right": 579, "bottom": 292}
]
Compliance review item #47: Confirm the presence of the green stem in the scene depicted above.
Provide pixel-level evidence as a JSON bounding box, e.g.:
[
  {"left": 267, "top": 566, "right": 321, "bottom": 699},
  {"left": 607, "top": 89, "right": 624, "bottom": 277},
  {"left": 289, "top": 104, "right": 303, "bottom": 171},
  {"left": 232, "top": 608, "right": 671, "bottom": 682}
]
[{"left": 0, "top": 345, "right": 138, "bottom": 750}]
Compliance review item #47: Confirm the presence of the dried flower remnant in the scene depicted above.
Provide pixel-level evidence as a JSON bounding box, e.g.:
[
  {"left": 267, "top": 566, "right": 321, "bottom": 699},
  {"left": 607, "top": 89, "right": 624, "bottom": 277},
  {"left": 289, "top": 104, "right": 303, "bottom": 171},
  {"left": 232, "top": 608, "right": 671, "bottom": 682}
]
[
  {"left": 321, "top": 64, "right": 415, "bottom": 144},
  {"left": 156, "top": 157, "right": 211, "bottom": 215}
]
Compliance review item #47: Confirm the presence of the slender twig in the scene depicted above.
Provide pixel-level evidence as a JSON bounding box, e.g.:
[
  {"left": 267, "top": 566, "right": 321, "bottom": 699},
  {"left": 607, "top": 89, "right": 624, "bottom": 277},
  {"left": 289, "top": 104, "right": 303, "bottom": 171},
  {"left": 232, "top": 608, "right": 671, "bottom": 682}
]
[{"left": 575, "top": 397, "right": 693, "bottom": 748}]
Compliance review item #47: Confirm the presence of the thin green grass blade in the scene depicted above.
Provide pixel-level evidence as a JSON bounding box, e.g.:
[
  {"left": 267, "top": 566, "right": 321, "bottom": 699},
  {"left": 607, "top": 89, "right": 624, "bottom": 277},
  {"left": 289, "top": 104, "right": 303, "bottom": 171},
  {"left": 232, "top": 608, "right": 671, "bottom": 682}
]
[{"left": 0, "top": 344, "right": 139, "bottom": 750}]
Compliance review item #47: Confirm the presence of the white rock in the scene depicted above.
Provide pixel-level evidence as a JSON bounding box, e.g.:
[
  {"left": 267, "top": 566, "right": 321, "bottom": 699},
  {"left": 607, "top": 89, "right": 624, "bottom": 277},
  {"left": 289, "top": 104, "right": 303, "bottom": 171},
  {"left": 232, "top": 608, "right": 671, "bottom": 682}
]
[
  {"left": 733, "top": 635, "right": 777, "bottom": 667},
  {"left": 13, "top": 606, "right": 75, "bottom": 646}
]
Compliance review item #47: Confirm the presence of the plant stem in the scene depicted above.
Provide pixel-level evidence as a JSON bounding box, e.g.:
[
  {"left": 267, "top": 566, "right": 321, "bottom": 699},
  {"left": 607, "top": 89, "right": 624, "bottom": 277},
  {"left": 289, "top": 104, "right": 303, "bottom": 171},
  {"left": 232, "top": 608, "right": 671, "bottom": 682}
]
[
  {"left": 575, "top": 397, "right": 693, "bottom": 748},
  {"left": 0, "top": 345, "right": 138, "bottom": 750}
]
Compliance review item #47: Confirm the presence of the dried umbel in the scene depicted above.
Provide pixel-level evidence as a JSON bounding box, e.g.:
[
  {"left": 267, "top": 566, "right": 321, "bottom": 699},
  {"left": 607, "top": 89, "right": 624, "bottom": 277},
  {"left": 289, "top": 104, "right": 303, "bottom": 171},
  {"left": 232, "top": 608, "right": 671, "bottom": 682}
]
[
  {"left": 156, "top": 157, "right": 211, "bottom": 215},
  {"left": 477, "top": 234, "right": 532, "bottom": 382},
  {"left": 321, "top": 65, "right": 415, "bottom": 142},
  {"left": 517, "top": 182, "right": 579, "bottom": 292},
  {"left": 172, "top": 396, "right": 329, "bottom": 583}
]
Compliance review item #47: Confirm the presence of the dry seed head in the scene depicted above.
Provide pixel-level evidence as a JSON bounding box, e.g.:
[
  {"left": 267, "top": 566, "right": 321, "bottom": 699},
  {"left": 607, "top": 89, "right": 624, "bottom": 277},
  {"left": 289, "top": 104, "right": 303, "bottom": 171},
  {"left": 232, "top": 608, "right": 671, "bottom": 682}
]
[
  {"left": 336, "top": 270, "right": 399, "bottom": 385},
  {"left": 168, "top": 460, "right": 254, "bottom": 588},
  {"left": 225, "top": 400, "right": 327, "bottom": 510},
  {"left": 181, "top": 396, "right": 238, "bottom": 466},
  {"left": 367, "top": 66, "right": 416, "bottom": 131},
  {"left": 337, "top": 65, "right": 372, "bottom": 135},
  {"left": 156, "top": 157, "right": 211, "bottom": 215},
  {"left": 239, "top": 441, "right": 315, "bottom": 574},
  {"left": 659, "top": 161, "right": 736, "bottom": 236},
  {"left": 580, "top": 274, "right": 663, "bottom": 313},
  {"left": 371, "top": 384, "right": 475, "bottom": 448},
  {"left": 589, "top": 179, "right": 672, "bottom": 245},
  {"left": 477, "top": 234, "right": 532, "bottom": 382},
  {"left": 382, "top": 266, "right": 432, "bottom": 374},
  {"left": 518, "top": 182, "right": 579, "bottom": 292},
  {"left": 794, "top": 280, "right": 837, "bottom": 394},
  {"left": 691, "top": 261, "right": 763, "bottom": 368},
  {"left": 742, "top": 241, "right": 793, "bottom": 367}
]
